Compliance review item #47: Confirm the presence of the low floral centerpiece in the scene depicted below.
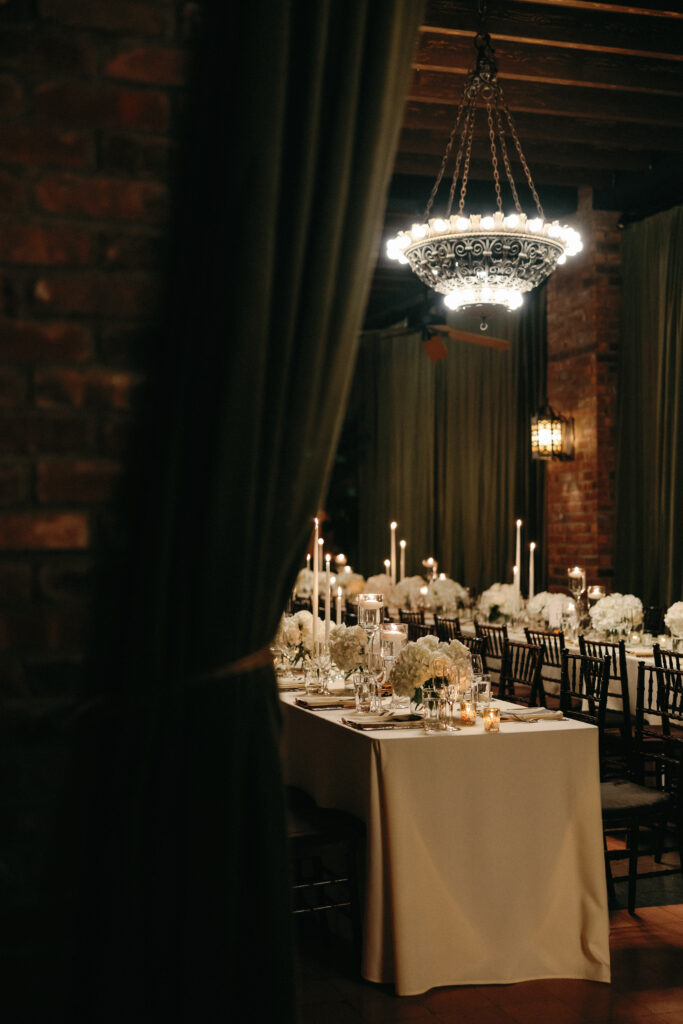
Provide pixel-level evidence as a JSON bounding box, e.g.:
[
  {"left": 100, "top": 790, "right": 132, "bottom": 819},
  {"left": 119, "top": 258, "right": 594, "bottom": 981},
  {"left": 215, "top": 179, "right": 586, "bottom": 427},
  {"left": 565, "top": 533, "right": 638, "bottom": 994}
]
[
  {"left": 526, "top": 590, "right": 568, "bottom": 629},
  {"left": 336, "top": 571, "right": 365, "bottom": 598},
  {"left": 478, "top": 582, "right": 517, "bottom": 623},
  {"left": 389, "top": 634, "right": 472, "bottom": 705},
  {"left": 293, "top": 568, "right": 327, "bottom": 600},
  {"left": 393, "top": 575, "right": 427, "bottom": 611},
  {"left": 364, "top": 574, "right": 394, "bottom": 605},
  {"left": 426, "top": 577, "right": 468, "bottom": 615},
  {"left": 275, "top": 609, "right": 315, "bottom": 666},
  {"left": 328, "top": 622, "right": 367, "bottom": 676},
  {"left": 664, "top": 601, "right": 683, "bottom": 641},
  {"left": 589, "top": 593, "right": 643, "bottom": 637}
]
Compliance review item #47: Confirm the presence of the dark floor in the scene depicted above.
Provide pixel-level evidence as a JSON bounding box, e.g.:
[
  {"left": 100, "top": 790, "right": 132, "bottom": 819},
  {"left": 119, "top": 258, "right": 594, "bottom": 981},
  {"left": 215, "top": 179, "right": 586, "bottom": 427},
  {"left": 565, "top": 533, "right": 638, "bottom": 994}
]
[{"left": 294, "top": 851, "right": 683, "bottom": 1024}]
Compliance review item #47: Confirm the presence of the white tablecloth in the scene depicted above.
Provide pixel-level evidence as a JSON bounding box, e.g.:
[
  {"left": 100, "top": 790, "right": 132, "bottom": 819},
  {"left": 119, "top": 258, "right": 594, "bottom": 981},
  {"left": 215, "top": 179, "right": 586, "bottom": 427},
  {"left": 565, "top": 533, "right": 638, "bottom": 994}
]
[{"left": 281, "top": 694, "right": 611, "bottom": 995}]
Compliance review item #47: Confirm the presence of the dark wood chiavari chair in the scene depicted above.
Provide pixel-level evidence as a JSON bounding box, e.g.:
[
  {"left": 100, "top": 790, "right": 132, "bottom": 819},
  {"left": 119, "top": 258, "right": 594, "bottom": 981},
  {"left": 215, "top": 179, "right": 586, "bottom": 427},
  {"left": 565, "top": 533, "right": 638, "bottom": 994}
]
[
  {"left": 291, "top": 597, "right": 312, "bottom": 614},
  {"left": 643, "top": 605, "right": 667, "bottom": 636},
  {"left": 578, "top": 635, "right": 632, "bottom": 762},
  {"left": 600, "top": 661, "right": 683, "bottom": 914},
  {"left": 453, "top": 632, "right": 488, "bottom": 674},
  {"left": 406, "top": 622, "right": 433, "bottom": 643},
  {"left": 560, "top": 649, "right": 612, "bottom": 748},
  {"left": 499, "top": 639, "right": 545, "bottom": 706},
  {"left": 433, "top": 615, "right": 462, "bottom": 642},
  {"left": 525, "top": 628, "right": 566, "bottom": 709},
  {"left": 653, "top": 642, "right": 683, "bottom": 673},
  {"left": 474, "top": 622, "right": 508, "bottom": 683},
  {"left": 398, "top": 609, "right": 425, "bottom": 626}
]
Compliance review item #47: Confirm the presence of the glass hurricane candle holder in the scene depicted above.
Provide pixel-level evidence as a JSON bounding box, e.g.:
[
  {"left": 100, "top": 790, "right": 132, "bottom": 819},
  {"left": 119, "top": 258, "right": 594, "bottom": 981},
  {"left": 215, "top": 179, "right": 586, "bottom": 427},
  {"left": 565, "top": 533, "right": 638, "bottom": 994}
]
[
  {"left": 380, "top": 622, "right": 409, "bottom": 708},
  {"left": 358, "top": 593, "right": 384, "bottom": 632},
  {"left": 483, "top": 707, "right": 500, "bottom": 732},
  {"left": 460, "top": 699, "right": 477, "bottom": 726}
]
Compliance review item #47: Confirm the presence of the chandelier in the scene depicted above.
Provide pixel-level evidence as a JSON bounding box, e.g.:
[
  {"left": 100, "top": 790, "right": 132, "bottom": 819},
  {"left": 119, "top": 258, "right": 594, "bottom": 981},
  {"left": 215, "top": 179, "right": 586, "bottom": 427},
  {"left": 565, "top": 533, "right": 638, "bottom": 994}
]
[{"left": 386, "top": 29, "right": 582, "bottom": 313}]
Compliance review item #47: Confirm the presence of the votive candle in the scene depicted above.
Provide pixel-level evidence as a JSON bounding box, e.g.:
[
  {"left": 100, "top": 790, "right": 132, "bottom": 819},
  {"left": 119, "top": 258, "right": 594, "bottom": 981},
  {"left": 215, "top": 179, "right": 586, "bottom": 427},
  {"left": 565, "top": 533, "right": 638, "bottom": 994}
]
[
  {"left": 483, "top": 707, "right": 500, "bottom": 733},
  {"left": 460, "top": 699, "right": 477, "bottom": 726}
]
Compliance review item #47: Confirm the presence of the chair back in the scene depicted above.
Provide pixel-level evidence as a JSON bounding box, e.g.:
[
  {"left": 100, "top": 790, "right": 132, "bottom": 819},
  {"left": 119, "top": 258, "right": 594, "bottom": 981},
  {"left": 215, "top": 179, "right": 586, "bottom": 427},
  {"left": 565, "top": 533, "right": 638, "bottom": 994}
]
[
  {"left": 500, "top": 640, "right": 545, "bottom": 706},
  {"left": 345, "top": 600, "right": 358, "bottom": 625},
  {"left": 406, "top": 622, "right": 433, "bottom": 643},
  {"left": 634, "top": 662, "right": 683, "bottom": 795},
  {"left": 399, "top": 609, "right": 425, "bottom": 626},
  {"left": 453, "top": 632, "right": 488, "bottom": 673},
  {"left": 474, "top": 622, "right": 508, "bottom": 658},
  {"left": 434, "top": 615, "right": 461, "bottom": 642},
  {"left": 653, "top": 643, "right": 683, "bottom": 673},
  {"left": 524, "top": 628, "right": 565, "bottom": 667},
  {"left": 291, "top": 597, "right": 312, "bottom": 614},
  {"left": 578, "top": 635, "right": 632, "bottom": 723},
  {"left": 560, "top": 650, "right": 611, "bottom": 732}
]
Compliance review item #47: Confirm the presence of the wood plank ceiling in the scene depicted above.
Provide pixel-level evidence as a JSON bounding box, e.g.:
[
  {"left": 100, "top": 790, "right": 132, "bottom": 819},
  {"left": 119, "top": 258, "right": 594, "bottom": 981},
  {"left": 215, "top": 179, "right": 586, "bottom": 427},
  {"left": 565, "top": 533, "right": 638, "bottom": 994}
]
[{"left": 366, "top": 0, "right": 683, "bottom": 329}]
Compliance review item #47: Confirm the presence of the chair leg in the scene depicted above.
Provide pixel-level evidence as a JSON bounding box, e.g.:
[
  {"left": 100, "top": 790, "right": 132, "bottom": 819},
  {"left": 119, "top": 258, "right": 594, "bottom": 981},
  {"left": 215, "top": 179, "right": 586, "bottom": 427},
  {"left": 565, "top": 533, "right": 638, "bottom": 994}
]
[{"left": 628, "top": 821, "right": 640, "bottom": 916}]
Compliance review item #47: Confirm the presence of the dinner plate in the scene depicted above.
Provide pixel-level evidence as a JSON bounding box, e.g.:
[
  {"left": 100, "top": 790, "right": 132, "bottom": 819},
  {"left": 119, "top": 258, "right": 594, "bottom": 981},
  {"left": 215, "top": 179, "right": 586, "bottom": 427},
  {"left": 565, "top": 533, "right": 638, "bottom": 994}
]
[{"left": 343, "top": 711, "right": 392, "bottom": 725}]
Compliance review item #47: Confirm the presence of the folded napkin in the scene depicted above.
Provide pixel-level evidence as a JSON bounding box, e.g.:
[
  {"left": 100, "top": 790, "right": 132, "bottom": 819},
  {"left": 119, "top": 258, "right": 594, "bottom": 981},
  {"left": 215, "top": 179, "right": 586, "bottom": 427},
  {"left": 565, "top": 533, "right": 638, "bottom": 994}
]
[
  {"left": 295, "top": 695, "right": 356, "bottom": 710},
  {"left": 341, "top": 713, "right": 424, "bottom": 731},
  {"left": 625, "top": 646, "right": 654, "bottom": 658},
  {"left": 500, "top": 708, "right": 564, "bottom": 722}
]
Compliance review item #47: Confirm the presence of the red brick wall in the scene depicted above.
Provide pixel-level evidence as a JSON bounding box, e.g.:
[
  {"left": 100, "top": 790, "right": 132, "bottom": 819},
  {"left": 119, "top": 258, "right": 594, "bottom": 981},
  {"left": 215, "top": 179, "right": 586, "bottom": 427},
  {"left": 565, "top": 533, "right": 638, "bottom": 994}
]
[
  {"left": 0, "top": 1, "right": 195, "bottom": 699},
  {"left": 546, "top": 188, "right": 621, "bottom": 590}
]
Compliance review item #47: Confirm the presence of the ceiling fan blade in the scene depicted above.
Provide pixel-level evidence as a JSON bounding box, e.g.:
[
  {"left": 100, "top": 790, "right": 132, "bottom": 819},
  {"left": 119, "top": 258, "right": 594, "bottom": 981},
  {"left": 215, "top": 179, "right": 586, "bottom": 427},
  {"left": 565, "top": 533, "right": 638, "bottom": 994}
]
[{"left": 431, "top": 326, "right": 509, "bottom": 351}]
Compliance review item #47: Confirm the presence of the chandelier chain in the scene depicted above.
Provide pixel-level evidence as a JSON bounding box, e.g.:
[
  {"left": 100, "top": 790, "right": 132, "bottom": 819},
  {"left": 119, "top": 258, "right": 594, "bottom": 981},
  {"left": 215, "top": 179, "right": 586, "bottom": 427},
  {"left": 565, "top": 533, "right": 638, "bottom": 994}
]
[
  {"left": 486, "top": 104, "right": 503, "bottom": 214},
  {"left": 495, "top": 107, "right": 523, "bottom": 214},
  {"left": 447, "top": 102, "right": 474, "bottom": 217},
  {"left": 424, "top": 98, "right": 468, "bottom": 220},
  {"left": 501, "top": 97, "right": 545, "bottom": 219},
  {"left": 458, "top": 105, "right": 476, "bottom": 216}
]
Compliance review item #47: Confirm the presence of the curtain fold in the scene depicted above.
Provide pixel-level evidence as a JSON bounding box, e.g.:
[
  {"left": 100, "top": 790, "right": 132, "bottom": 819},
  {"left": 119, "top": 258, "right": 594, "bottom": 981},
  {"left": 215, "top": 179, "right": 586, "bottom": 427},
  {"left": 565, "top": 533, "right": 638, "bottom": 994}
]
[
  {"left": 351, "top": 289, "right": 546, "bottom": 595},
  {"left": 615, "top": 204, "right": 683, "bottom": 604},
  {"left": 59, "top": 3, "right": 426, "bottom": 1020}
]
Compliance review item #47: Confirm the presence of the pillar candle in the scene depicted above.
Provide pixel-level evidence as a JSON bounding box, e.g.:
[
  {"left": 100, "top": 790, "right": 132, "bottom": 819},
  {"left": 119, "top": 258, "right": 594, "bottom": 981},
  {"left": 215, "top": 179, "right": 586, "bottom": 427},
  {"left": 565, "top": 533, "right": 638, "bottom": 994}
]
[
  {"left": 312, "top": 518, "right": 319, "bottom": 646},
  {"left": 390, "top": 521, "right": 397, "bottom": 585},
  {"left": 399, "top": 539, "right": 406, "bottom": 581},
  {"left": 529, "top": 542, "right": 536, "bottom": 600},
  {"left": 324, "top": 554, "right": 331, "bottom": 644},
  {"left": 336, "top": 586, "right": 342, "bottom": 626}
]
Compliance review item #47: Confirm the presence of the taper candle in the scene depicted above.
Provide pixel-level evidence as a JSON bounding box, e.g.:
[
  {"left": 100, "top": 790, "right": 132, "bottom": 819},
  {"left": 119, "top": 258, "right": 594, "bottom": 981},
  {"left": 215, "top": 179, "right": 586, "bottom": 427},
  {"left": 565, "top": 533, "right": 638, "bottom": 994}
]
[
  {"left": 312, "top": 518, "right": 319, "bottom": 646},
  {"left": 529, "top": 542, "right": 536, "bottom": 600},
  {"left": 336, "top": 585, "right": 342, "bottom": 626},
  {"left": 513, "top": 564, "right": 519, "bottom": 615},
  {"left": 399, "top": 539, "right": 406, "bottom": 581},
  {"left": 390, "top": 521, "right": 397, "bottom": 585},
  {"left": 324, "top": 554, "right": 331, "bottom": 643}
]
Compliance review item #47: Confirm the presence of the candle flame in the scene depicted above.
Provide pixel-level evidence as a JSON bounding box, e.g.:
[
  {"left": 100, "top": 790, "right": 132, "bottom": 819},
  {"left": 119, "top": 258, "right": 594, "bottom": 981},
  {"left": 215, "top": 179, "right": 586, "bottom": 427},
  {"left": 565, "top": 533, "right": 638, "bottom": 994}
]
[
  {"left": 516, "top": 519, "right": 522, "bottom": 527},
  {"left": 399, "top": 539, "right": 406, "bottom": 548},
  {"left": 390, "top": 521, "right": 397, "bottom": 530},
  {"left": 530, "top": 542, "right": 536, "bottom": 550}
]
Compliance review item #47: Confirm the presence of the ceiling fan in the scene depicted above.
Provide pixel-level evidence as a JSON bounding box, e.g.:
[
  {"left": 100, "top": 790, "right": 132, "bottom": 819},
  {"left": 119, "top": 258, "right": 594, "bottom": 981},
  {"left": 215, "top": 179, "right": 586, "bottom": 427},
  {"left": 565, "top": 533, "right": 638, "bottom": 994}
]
[{"left": 364, "top": 293, "right": 510, "bottom": 358}]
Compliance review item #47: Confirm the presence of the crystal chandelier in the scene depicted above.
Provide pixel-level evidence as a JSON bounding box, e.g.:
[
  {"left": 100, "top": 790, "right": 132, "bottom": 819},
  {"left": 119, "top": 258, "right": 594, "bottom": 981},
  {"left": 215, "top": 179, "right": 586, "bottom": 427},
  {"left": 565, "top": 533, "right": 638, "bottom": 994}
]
[{"left": 386, "top": 29, "right": 582, "bottom": 313}]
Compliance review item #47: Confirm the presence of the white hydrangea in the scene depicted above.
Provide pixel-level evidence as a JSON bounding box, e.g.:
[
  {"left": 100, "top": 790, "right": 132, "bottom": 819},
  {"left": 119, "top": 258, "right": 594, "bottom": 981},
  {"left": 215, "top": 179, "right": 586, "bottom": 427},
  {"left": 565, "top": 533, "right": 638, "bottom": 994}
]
[
  {"left": 328, "top": 623, "right": 367, "bottom": 673},
  {"left": 526, "top": 591, "right": 568, "bottom": 629},
  {"left": 275, "top": 609, "right": 316, "bottom": 664},
  {"left": 389, "top": 634, "right": 472, "bottom": 697},
  {"left": 589, "top": 593, "right": 642, "bottom": 635},
  {"left": 293, "top": 568, "right": 327, "bottom": 599},
  {"left": 426, "top": 577, "right": 467, "bottom": 614},
  {"left": 664, "top": 601, "right": 683, "bottom": 637},
  {"left": 364, "top": 574, "right": 394, "bottom": 604},
  {"left": 336, "top": 572, "right": 365, "bottom": 597},
  {"left": 393, "top": 575, "right": 427, "bottom": 610},
  {"left": 478, "top": 582, "right": 517, "bottom": 622}
]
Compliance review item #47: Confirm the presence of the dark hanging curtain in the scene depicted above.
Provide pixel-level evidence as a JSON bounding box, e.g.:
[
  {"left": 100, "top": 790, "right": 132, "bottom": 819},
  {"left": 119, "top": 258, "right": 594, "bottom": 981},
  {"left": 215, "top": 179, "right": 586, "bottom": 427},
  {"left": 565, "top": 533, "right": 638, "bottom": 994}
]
[
  {"left": 615, "top": 204, "right": 683, "bottom": 604},
  {"left": 351, "top": 287, "right": 547, "bottom": 594},
  {"left": 50, "top": 3, "right": 425, "bottom": 1021}
]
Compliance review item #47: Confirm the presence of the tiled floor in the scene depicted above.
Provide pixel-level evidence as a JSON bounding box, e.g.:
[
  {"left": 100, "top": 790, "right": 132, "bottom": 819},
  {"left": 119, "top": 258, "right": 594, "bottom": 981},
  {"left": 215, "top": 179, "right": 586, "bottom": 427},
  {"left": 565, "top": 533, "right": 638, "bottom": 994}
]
[{"left": 294, "top": 852, "right": 683, "bottom": 1024}]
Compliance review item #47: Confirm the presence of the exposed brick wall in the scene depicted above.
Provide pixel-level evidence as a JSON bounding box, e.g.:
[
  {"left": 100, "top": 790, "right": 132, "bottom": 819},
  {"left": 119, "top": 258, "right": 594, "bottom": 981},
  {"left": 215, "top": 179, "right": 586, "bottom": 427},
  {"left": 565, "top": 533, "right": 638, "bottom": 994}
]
[
  {"left": 0, "top": 1, "right": 195, "bottom": 701},
  {"left": 546, "top": 187, "right": 621, "bottom": 590}
]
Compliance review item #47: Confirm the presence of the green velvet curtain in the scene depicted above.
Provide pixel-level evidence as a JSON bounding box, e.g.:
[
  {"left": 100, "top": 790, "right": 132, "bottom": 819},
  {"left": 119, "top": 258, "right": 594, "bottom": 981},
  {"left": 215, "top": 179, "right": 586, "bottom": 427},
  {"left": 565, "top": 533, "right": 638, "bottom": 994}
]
[
  {"left": 615, "top": 204, "right": 683, "bottom": 604},
  {"left": 352, "top": 288, "right": 547, "bottom": 594},
  {"left": 59, "top": 3, "right": 426, "bottom": 1021}
]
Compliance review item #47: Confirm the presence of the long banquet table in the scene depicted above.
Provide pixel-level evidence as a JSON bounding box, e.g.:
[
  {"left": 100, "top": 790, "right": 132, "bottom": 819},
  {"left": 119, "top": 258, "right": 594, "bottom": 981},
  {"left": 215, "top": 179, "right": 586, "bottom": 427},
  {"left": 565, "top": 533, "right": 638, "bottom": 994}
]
[{"left": 281, "top": 692, "right": 611, "bottom": 995}]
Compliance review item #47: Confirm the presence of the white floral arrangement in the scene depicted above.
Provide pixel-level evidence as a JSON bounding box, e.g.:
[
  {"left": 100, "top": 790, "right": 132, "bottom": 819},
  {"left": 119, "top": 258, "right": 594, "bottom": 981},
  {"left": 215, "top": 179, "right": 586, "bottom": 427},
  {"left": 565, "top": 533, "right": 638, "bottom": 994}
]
[
  {"left": 393, "top": 575, "right": 427, "bottom": 610},
  {"left": 589, "top": 593, "right": 643, "bottom": 635},
  {"left": 664, "top": 601, "right": 683, "bottom": 637},
  {"left": 526, "top": 591, "right": 568, "bottom": 629},
  {"left": 275, "top": 609, "right": 315, "bottom": 665},
  {"left": 426, "top": 577, "right": 468, "bottom": 614},
  {"left": 478, "top": 582, "right": 517, "bottom": 622},
  {"left": 328, "top": 623, "right": 367, "bottom": 674},
  {"left": 364, "top": 574, "right": 394, "bottom": 604},
  {"left": 390, "top": 634, "right": 472, "bottom": 699},
  {"left": 336, "top": 571, "right": 365, "bottom": 598},
  {"left": 293, "top": 568, "right": 327, "bottom": 599}
]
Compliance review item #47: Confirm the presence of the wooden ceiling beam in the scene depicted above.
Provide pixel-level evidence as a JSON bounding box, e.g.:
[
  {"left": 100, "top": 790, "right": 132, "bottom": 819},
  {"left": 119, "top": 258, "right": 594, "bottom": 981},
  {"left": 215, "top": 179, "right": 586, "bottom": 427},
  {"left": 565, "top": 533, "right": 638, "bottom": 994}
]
[
  {"left": 401, "top": 102, "right": 683, "bottom": 152},
  {"left": 396, "top": 127, "right": 654, "bottom": 173},
  {"left": 407, "top": 69, "right": 683, "bottom": 126},
  {"left": 421, "top": 0, "right": 683, "bottom": 59},
  {"left": 416, "top": 32, "right": 683, "bottom": 95},
  {"left": 392, "top": 151, "right": 614, "bottom": 187}
]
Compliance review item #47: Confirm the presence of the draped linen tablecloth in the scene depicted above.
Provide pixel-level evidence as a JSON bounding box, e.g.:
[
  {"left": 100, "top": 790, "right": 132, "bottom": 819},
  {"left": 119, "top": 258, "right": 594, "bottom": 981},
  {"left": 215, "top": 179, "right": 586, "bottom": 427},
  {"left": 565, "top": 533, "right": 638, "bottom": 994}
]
[{"left": 281, "top": 694, "right": 611, "bottom": 995}]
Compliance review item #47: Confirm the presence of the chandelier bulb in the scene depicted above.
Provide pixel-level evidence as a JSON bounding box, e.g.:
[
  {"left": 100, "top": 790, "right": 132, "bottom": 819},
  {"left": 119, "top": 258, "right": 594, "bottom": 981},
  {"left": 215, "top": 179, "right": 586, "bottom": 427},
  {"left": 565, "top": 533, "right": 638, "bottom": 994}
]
[{"left": 480, "top": 316, "right": 488, "bottom": 332}]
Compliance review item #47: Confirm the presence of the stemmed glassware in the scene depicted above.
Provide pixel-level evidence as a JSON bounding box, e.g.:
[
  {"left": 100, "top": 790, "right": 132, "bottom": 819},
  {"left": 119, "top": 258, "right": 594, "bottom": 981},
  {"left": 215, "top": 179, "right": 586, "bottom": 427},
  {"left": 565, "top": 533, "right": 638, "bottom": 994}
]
[{"left": 380, "top": 622, "right": 408, "bottom": 708}]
